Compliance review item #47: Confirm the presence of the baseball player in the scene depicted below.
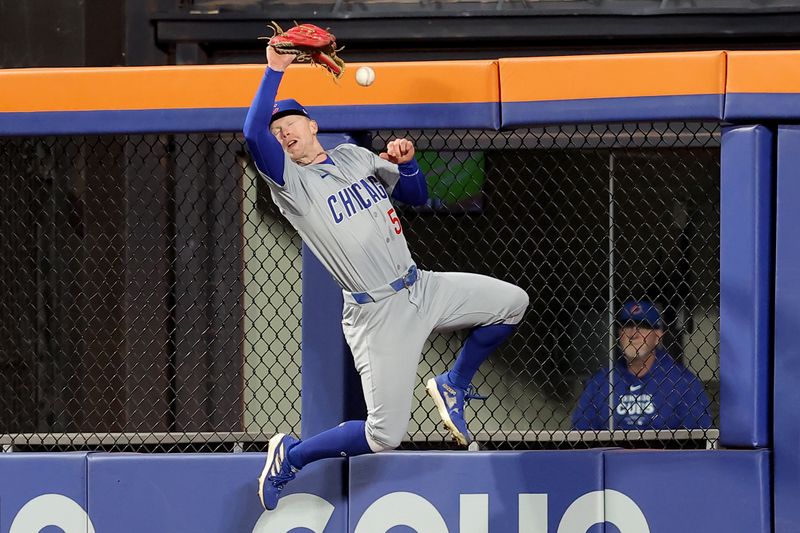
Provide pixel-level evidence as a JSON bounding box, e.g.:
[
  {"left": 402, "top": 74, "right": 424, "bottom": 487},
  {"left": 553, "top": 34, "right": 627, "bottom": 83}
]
[{"left": 244, "top": 46, "right": 529, "bottom": 511}]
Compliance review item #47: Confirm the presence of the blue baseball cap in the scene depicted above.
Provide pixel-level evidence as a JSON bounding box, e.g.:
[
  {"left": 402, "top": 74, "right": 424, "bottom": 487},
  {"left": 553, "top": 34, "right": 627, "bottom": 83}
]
[
  {"left": 270, "top": 98, "right": 311, "bottom": 125},
  {"left": 619, "top": 300, "right": 662, "bottom": 329}
]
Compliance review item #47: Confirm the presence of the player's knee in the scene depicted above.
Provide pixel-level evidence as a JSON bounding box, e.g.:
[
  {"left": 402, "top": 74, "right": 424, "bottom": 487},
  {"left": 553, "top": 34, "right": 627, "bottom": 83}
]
[
  {"left": 365, "top": 419, "right": 405, "bottom": 452},
  {"left": 504, "top": 285, "right": 529, "bottom": 324},
  {"left": 366, "top": 433, "right": 401, "bottom": 453}
]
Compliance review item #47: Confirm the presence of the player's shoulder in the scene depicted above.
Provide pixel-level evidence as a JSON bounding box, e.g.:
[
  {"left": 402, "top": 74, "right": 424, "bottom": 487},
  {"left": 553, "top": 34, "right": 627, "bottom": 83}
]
[
  {"left": 327, "top": 144, "right": 378, "bottom": 172},
  {"left": 329, "top": 143, "right": 375, "bottom": 159},
  {"left": 330, "top": 142, "right": 359, "bottom": 153},
  {"left": 330, "top": 143, "right": 372, "bottom": 159}
]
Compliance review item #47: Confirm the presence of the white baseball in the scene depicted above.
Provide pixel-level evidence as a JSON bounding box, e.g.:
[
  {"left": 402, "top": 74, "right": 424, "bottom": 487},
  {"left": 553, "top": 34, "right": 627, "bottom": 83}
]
[{"left": 355, "top": 66, "right": 376, "bottom": 87}]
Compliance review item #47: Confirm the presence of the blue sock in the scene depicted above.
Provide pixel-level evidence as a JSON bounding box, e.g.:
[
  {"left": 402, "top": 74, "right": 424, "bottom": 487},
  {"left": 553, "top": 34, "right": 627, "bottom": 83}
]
[
  {"left": 287, "top": 420, "right": 372, "bottom": 470},
  {"left": 448, "top": 323, "right": 517, "bottom": 389}
]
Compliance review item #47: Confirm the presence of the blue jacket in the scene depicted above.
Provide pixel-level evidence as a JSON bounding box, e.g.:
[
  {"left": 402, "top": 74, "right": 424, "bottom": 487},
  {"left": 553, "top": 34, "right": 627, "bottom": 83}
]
[{"left": 572, "top": 350, "right": 712, "bottom": 430}]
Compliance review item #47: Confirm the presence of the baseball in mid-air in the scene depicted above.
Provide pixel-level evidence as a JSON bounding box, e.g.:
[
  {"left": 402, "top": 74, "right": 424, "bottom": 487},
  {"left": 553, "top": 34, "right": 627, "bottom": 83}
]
[{"left": 355, "top": 66, "right": 376, "bottom": 87}]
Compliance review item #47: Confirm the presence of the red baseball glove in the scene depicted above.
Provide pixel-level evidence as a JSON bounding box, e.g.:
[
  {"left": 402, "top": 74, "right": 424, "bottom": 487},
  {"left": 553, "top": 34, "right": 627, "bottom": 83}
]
[{"left": 262, "top": 22, "right": 345, "bottom": 80}]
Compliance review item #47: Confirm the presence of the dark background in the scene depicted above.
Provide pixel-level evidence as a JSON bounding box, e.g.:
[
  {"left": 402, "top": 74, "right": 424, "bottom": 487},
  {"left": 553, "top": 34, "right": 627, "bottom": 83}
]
[{"left": 4, "top": 0, "right": 800, "bottom": 68}]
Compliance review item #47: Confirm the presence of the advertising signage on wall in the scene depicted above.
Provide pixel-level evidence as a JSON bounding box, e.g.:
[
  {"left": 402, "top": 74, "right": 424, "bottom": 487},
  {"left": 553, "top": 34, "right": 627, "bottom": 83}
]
[{"left": 0, "top": 450, "right": 770, "bottom": 533}]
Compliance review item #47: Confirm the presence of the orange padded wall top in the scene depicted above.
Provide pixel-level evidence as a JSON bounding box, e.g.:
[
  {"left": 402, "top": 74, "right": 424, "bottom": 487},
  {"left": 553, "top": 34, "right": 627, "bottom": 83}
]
[
  {"left": 500, "top": 51, "right": 726, "bottom": 103},
  {"left": 726, "top": 51, "right": 800, "bottom": 93},
  {"left": 278, "top": 60, "right": 499, "bottom": 106},
  {"left": 0, "top": 61, "right": 499, "bottom": 113}
]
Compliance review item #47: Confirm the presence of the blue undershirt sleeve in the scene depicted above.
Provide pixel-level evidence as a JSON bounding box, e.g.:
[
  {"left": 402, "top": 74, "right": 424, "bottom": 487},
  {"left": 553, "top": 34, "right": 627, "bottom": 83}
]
[
  {"left": 390, "top": 159, "right": 429, "bottom": 206},
  {"left": 243, "top": 67, "right": 287, "bottom": 186}
]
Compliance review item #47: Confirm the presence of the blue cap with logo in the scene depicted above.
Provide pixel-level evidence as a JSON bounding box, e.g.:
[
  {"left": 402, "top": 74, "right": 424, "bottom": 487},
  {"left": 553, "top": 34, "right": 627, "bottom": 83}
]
[
  {"left": 619, "top": 300, "right": 662, "bottom": 329},
  {"left": 270, "top": 98, "right": 311, "bottom": 125}
]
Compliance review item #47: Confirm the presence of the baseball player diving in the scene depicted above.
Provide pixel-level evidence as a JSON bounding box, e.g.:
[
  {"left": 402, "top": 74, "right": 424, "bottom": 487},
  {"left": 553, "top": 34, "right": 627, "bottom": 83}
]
[{"left": 244, "top": 42, "right": 529, "bottom": 511}]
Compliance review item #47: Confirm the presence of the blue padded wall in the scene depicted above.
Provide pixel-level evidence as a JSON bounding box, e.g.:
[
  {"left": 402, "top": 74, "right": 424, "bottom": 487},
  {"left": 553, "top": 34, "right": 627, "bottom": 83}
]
[
  {"left": 349, "top": 451, "right": 605, "bottom": 532},
  {"left": 605, "top": 449, "right": 771, "bottom": 533},
  {"left": 0, "top": 453, "right": 91, "bottom": 533},
  {"left": 502, "top": 94, "right": 723, "bottom": 128},
  {"left": 301, "top": 246, "right": 366, "bottom": 438},
  {"left": 719, "top": 125, "right": 774, "bottom": 448},
  {"left": 773, "top": 125, "right": 800, "bottom": 532},
  {"left": 725, "top": 94, "right": 800, "bottom": 122},
  {"left": 87, "top": 453, "right": 346, "bottom": 533},
  {"left": 0, "top": 451, "right": 775, "bottom": 533}
]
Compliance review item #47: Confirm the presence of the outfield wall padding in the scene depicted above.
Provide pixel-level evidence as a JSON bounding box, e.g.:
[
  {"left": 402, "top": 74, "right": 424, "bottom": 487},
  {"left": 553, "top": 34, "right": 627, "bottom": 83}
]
[
  {"left": 773, "top": 125, "right": 800, "bottom": 532},
  {"left": 499, "top": 51, "right": 726, "bottom": 126},
  {"left": 719, "top": 125, "right": 774, "bottom": 448}
]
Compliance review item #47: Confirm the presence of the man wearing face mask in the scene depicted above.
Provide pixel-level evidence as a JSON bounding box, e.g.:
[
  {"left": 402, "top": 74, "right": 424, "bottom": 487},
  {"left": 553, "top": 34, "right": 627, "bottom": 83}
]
[{"left": 572, "top": 300, "right": 712, "bottom": 431}]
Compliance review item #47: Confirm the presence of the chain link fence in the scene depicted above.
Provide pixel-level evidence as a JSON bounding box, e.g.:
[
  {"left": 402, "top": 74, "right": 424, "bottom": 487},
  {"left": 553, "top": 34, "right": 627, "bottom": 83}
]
[{"left": 0, "top": 122, "right": 720, "bottom": 452}]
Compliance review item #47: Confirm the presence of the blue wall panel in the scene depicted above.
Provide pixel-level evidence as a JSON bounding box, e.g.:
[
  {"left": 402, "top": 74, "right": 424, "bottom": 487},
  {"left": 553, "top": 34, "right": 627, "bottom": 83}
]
[
  {"left": 0, "top": 102, "right": 499, "bottom": 136},
  {"left": 605, "top": 449, "right": 771, "bottom": 533},
  {"left": 725, "top": 93, "right": 800, "bottom": 122},
  {"left": 0, "top": 451, "right": 776, "bottom": 533},
  {"left": 774, "top": 125, "right": 800, "bottom": 533},
  {"left": 0, "top": 453, "right": 91, "bottom": 533},
  {"left": 719, "top": 125, "right": 774, "bottom": 448},
  {"left": 87, "top": 454, "right": 346, "bottom": 533},
  {"left": 349, "top": 451, "right": 605, "bottom": 532},
  {"left": 0, "top": 108, "right": 248, "bottom": 136},
  {"left": 310, "top": 102, "right": 500, "bottom": 131},
  {"left": 501, "top": 94, "right": 723, "bottom": 127},
  {"left": 301, "top": 246, "right": 364, "bottom": 438}
]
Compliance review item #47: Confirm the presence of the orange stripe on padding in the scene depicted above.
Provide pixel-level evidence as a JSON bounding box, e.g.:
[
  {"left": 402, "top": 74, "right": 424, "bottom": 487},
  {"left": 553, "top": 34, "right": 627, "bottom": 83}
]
[
  {"left": 1, "top": 65, "right": 265, "bottom": 112},
  {"left": 500, "top": 51, "right": 726, "bottom": 103},
  {"left": 0, "top": 61, "right": 499, "bottom": 113},
  {"left": 727, "top": 51, "right": 800, "bottom": 93},
  {"left": 280, "top": 61, "right": 498, "bottom": 106}
]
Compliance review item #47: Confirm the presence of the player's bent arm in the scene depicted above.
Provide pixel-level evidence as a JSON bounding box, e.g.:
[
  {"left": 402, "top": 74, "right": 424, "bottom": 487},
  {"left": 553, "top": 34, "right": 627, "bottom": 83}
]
[
  {"left": 391, "top": 159, "right": 429, "bottom": 206},
  {"left": 243, "top": 67, "right": 287, "bottom": 185},
  {"left": 371, "top": 152, "right": 428, "bottom": 206}
]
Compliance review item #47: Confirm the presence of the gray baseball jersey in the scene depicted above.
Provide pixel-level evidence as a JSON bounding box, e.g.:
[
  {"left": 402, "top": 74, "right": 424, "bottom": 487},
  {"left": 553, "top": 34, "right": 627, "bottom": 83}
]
[
  {"left": 260, "top": 143, "right": 413, "bottom": 293},
  {"left": 259, "top": 143, "right": 529, "bottom": 449}
]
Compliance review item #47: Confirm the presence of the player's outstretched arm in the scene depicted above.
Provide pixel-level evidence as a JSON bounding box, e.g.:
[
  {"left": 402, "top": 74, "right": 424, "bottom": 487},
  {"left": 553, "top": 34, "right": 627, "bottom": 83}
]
[
  {"left": 243, "top": 47, "right": 295, "bottom": 185},
  {"left": 267, "top": 45, "right": 296, "bottom": 72},
  {"left": 379, "top": 138, "right": 428, "bottom": 206}
]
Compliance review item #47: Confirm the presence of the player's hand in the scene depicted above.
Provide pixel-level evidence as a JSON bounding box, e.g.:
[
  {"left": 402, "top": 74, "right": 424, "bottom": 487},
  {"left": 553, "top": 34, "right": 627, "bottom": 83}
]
[
  {"left": 267, "top": 46, "right": 296, "bottom": 72},
  {"left": 379, "top": 139, "right": 415, "bottom": 164}
]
